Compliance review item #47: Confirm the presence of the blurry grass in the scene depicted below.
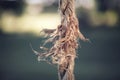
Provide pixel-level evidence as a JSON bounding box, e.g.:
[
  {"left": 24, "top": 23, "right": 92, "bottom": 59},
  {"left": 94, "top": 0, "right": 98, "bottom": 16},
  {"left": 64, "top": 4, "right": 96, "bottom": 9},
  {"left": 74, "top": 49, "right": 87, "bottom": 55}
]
[
  {"left": 0, "top": 12, "right": 60, "bottom": 35},
  {"left": 0, "top": 27, "right": 120, "bottom": 80},
  {"left": 89, "top": 10, "right": 118, "bottom": 27}
]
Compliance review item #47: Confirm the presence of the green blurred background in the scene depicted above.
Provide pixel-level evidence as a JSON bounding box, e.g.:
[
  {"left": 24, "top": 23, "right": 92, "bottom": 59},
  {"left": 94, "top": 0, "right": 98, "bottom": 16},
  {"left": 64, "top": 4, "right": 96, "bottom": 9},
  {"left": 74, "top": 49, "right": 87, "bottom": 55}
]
[{"left": 0, "top": 0, "right": 120, "bottom": 80}]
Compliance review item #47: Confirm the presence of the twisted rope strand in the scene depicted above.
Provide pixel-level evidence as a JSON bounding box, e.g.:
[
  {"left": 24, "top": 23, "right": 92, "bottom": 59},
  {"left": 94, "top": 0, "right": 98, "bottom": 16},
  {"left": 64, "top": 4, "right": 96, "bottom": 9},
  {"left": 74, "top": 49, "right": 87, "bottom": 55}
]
[{"left": 32, "top": 0, "right": 88, "bottom": 80}]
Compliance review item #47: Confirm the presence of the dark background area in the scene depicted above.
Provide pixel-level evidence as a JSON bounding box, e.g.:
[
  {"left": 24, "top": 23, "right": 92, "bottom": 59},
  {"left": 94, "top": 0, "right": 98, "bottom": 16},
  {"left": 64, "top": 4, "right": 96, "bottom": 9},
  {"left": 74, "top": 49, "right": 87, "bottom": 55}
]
[{"left": 0, "top": 0, "right": 120, "bottom": 80}]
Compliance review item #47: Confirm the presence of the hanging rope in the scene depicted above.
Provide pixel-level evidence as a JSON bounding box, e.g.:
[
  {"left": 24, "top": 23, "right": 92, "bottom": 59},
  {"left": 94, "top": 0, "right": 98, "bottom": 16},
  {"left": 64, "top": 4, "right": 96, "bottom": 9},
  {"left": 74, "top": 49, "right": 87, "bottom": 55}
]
[
  {"left": 57, "top": 0, "right": 88, "bottom": 80},
  {"left": 32, "top": 0, "right": 88, "bottom": 80}
]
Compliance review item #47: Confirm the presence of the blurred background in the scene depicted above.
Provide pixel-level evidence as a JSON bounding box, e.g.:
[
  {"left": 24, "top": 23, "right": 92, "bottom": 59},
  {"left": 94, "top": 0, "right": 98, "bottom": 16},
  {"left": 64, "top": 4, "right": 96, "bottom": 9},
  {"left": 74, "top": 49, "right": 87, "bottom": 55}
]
[{"left": 0, "top": 0, "right": 120, "bottom": 80}]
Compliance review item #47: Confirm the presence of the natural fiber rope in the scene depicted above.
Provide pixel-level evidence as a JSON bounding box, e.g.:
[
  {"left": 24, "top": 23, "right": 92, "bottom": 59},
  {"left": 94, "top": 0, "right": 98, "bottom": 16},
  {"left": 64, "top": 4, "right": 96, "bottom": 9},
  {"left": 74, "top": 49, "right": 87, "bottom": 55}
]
[
  {"left": 58, "top": 0, "right": 78, "bottom": 80},
  {"left": 59, "top": 0, "right": 75, "bottom": 27},
  {"left": 32, "top": 0, "right": 88, "bottom": 80}
]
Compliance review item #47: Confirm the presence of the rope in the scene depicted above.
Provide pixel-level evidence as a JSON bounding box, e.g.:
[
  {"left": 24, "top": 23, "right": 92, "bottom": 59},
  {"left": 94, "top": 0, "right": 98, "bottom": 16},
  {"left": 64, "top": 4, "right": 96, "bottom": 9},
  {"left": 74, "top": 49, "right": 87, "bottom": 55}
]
[
  {"left": 59, "top": 0, "right": 75, "bottom": 26},
  {"left": 58, "top": 0, "right": 87, "bottom": 80},
  {"left": 32, "top": 0, "right": 88, "bottom": 80}
]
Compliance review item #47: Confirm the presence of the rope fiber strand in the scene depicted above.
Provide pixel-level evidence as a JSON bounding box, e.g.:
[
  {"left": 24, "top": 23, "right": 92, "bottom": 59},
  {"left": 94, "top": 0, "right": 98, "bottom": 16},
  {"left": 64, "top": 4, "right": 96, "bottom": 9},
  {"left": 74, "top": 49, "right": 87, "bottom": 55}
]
[{"left": 32, "top": 0, "right": 88, "bottom": 80}]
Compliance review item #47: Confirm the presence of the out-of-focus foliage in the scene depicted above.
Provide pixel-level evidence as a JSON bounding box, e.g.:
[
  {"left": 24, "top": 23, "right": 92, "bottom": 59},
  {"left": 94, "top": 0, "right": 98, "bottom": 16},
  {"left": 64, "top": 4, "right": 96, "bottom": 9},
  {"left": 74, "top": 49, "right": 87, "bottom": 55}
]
[
  {"left": 77, "top": 10, "right": 117, "bottom": 29},
  {"left": 76, "top": 0, "right": 120, "bottom": 28},
  {"left": 96, "top": 0, "right": 120, "bottom": 25},
  {"left": 0, "top": 0, "right": 120, "bottom": 35},
  {"left": 0, "top": 0, "right": 60, "bottom": 35}
]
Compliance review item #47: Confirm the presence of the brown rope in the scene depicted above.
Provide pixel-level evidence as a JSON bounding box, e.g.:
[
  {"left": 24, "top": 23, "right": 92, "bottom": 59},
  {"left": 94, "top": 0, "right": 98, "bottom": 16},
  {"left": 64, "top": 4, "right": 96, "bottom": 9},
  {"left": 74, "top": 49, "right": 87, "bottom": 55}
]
[
  {"left": 58, "top": 0, "right": 87, "bottom": 80},
  {"left": 32, "top": 0, "right": 88, "bottom": 80}
]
